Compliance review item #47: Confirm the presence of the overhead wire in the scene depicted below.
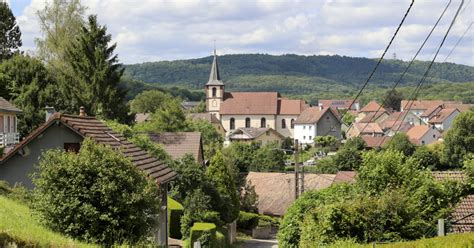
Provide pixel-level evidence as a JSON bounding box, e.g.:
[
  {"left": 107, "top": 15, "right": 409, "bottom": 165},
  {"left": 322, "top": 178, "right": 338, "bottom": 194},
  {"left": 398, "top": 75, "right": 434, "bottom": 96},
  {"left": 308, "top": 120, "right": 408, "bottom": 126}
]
[
  {"left": 357, "top": 0, "right": 453, "bottom": 137},
  {"left": 347, "top": 0, "right": 415, "bottom": 111},
  {"left": 443, "top": 22, "right": 473, "bottom": 62},
  {"left": 382, "top": 0, "right": 465, "bottom": 147}
]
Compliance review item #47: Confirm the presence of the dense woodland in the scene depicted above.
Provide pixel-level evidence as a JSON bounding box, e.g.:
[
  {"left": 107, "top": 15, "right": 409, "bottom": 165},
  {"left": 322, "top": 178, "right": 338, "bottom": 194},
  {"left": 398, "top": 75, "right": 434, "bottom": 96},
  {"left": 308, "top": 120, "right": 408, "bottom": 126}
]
[{"left": 123, "top": 54, "right": 474, "bottom": 104}]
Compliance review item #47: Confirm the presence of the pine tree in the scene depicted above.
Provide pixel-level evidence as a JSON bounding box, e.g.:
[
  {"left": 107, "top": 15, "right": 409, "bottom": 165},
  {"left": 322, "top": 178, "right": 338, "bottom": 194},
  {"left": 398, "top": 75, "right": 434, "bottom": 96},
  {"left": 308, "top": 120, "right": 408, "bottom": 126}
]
[
  {"left": 0, "top": 2, "right": 22, "bottom": 61},
  {"left": 65, "top": 15, "right": 128, "bottom": 121}
]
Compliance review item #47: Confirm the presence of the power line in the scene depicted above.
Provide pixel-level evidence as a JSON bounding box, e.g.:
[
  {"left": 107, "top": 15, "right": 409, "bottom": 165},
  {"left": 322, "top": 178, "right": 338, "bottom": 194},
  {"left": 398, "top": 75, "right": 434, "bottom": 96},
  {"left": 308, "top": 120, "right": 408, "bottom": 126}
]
[
  {"left": 385, "top": 0, "right": 465, "bottom": 146},
  {"left": 443, "top": 22, "right": 473, "bottom": 62},
  {"left": 347, "top": 0, "right": 415, "bottom": 111},
  {"left": 357, "top": 0, "right": 453, "bottom": 136}
]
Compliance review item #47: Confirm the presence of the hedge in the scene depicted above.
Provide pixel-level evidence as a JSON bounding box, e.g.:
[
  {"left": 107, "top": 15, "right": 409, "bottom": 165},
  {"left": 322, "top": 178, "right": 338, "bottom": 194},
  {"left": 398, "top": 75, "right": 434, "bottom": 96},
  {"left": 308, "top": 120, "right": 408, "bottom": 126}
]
[
  {"left": 237, "top": 211, "right": 280, "bottom": 231},
  {"left": 168, "top": 197, "right": 184, "bottom": 239},
  {"left": 189, "top": 222, "right": 216, "bottom": 248}
]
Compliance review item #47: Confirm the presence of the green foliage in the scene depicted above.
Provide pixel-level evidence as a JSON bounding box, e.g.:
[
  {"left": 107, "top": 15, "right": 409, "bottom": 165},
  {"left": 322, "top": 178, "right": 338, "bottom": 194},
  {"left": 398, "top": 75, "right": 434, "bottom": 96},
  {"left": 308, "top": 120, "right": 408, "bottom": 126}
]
[
  {"left": 0, "top": 55, "right": 60, "bottom": 136},
  {"left": 384, "top": 133, "right": 415, "bottom": 156},
  {"left": 169, "top": 154, "right": 207, "bottom": 204},
  {"left": 240, "top": 180, "right": 258, "bottom": 213},
  {"left": 135, "top": 98, "right": 189, "bottom": 132},
  {"left": 223, "top": 142, "right": 258, "bottom": 173},
  {"left": 443, "top": 111, "right": 474, "bottom": 168},
  {"left": 342, "top": 112, "right": 356, "bottom": 126},
  {"left": 314, "top": 135, "right": 339, "bottom": 149},
  {"left": 206, "top": 151, "right": 240, "bottom": 223},
  {"left": 189, "top": 223, "right": 217, "bottom": 248},
  {"left": 129, "top": 90, "right": 173, "bottom": 114},
  {"left": 237, "top": 211, "right": 259, "bottom": 230},
  {"left": 382, "top": 89, "right": 403, "bottom": 111},
  {"left": 192, "top": 100, "right": 207, "bottom": 113},
  {"left": 124, "top": 54, "right": 474, "bottom": 94},
  {"left": 281, "top": 137, "right": 294, "bottom": 150},
  {"left": 277, "top": 184, "right": 356, "bottom": 248},
  {"left": 412, "top": 146, "right": 442, "bottom": 170},
  {"left": 251, "top": 142, "right": 286, "bottom": 172},
  {"left": 31, "top": 139, "right": 160, "bottom": 245},
  {"left": 168, "top": 197, "right": 184, "bottom": 239},
  {"left": 62, "top": 15, "right": 128, "bottom": 122},
  {"left": 0, "top": 2, "right": 22, "bottom": 61},
  {"left": 188, "top": 119, "right": 223, "bottom": 159}
]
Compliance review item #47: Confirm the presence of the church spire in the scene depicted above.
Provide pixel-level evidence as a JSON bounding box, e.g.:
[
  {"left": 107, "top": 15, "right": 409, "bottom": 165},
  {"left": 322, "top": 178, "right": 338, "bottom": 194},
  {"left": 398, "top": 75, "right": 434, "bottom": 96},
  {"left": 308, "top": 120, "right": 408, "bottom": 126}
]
[{"left": 206, "top": 49, "right": 224, "bottom": 86}]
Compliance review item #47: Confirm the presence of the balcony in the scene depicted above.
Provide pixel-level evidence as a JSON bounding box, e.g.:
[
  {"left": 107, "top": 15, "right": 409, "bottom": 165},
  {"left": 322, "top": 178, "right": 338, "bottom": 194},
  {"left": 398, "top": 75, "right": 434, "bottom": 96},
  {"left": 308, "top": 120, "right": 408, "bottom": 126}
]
[{"left": 0, "top": 132, "right": 20, "bottom": 148}]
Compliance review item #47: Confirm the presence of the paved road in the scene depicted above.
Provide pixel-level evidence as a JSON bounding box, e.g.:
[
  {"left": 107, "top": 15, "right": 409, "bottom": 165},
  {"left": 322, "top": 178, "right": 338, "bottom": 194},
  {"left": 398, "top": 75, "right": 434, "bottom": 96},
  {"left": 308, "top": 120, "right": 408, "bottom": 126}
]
[{"left": 239, "top": 239, "right": 278, "bottom": 248}]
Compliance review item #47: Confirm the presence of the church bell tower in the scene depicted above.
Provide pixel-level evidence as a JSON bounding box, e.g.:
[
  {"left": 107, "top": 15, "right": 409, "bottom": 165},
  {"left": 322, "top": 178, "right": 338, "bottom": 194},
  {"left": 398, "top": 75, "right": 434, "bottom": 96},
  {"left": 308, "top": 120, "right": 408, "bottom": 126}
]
[{"left": 205, "top": 50, "right": 224, "bottom": 118}]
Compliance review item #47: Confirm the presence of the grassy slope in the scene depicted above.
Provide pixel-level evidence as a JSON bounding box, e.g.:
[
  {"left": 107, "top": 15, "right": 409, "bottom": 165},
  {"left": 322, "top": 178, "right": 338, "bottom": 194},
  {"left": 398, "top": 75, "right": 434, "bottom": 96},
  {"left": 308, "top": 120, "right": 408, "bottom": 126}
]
[
  {"left": 326, "top": 233, "right": 474, "bottom": 248},
  {"left": 0, "top": 195, "right": 96, "bottom": 247}
]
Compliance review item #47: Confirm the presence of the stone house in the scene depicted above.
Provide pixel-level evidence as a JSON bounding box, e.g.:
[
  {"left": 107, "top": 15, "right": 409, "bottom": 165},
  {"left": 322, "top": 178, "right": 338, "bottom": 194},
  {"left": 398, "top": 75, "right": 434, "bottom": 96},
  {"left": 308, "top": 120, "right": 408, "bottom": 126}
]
[{"left": 226, "top": 127, "right": 284, "bottom": 146}]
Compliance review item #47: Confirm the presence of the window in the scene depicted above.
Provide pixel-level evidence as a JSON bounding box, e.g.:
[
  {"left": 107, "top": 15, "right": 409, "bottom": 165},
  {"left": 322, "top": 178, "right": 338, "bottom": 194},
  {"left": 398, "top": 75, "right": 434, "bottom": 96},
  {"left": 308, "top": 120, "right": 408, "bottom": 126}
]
[
  {"left": 261, "top": 117, "right": 266, "bottom": 128},
  {"left": 230, "top": 118, "right": 235, "bottom": 130},
  {"left": 309, "top": 126, "right": 312, "bottom": 130},
  {"left": 291, "top": 119, "right": 295, "bottom": 129},
  {"left": 281, "top": 119, "right": 286, "bottom": 128},
  {"left": 331, "top": 125, "right": 336, "bottom": 132},
  {"left": 245, "top": 118, "right": 251, "bottom": 128},
  {"left": 266, "top": 131, "right": 270, "bottom": 136},
  {"left": 64, "top": 143, "right": 81, "bottom": 153},
  {"left": 303, "top": 136, "right": 306, "bottom": 140},
  {"left": 309, "top": 136, "right": 312, "bottom": 140},
  {"left": 212, "top": 87, "right": 217, "bottom": 97},
  {"left": 303, "top": 125, "right": 306, "bottom": 130},
  {"left": 6, "top": 116, "right": 10, "bottom": 133},
  {"left": 422, "top": 140, "right": 425, "bottom": 145},
  {"left": 433, "top": 134, "right": 436, "bottom": 138}
]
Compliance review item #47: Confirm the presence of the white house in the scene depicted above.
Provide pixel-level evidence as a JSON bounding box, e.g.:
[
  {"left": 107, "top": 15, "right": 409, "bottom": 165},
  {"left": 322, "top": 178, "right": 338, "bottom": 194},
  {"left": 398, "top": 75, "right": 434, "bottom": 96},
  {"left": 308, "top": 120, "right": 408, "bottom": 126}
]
[
  {"left": 427, "top": 108, "right": 460, "bottom": 131},
  {"left": 293, "top": 107, "right": 341, "bottom": 145},
  {"left": 0, "top": 97, "right": 21, "bottom": 149},
  {"left": 406, "top": 125, "right": 442, "bottom": 145}
]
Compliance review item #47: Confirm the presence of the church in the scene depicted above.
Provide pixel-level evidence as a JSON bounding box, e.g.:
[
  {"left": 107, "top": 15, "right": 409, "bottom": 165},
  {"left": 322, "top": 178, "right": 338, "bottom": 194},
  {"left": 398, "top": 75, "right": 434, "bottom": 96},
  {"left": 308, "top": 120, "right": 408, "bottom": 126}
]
[{"left": 205, "top": 51, "right": 309, "bottom": 138}]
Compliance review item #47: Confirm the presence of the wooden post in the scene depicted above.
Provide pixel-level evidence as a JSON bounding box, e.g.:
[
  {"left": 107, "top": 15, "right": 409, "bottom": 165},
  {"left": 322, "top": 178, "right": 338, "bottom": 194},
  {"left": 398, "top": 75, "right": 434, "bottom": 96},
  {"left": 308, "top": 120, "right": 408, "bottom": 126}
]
[{"left": 294, "top": 139, "right": 299, "bottom": 200}]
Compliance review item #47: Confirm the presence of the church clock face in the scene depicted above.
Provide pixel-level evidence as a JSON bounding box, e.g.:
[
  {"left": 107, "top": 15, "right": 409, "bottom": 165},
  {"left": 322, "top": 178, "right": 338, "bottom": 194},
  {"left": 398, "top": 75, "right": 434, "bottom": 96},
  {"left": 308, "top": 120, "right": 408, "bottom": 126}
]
[{"left": 212, "top": 100, "right": 217, "bottom": 107}]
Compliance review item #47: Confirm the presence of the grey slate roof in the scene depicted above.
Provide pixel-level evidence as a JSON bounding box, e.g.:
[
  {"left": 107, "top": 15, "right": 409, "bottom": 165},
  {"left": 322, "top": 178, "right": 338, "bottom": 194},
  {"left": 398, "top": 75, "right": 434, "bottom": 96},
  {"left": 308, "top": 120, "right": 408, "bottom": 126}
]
[
  {"left": 0, "top": 97, "right": 22, "bottom": 113},
  {"left": 206, "top": 50, "right": 224, "bottom": 86}
]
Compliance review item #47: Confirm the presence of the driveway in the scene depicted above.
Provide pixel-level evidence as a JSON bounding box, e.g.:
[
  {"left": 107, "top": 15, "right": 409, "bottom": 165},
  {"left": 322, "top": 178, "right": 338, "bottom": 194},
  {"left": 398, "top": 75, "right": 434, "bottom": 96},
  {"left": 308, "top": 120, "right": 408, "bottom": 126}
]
[{"left": 239, "top": 238, "right": 278, "bottom": 248}]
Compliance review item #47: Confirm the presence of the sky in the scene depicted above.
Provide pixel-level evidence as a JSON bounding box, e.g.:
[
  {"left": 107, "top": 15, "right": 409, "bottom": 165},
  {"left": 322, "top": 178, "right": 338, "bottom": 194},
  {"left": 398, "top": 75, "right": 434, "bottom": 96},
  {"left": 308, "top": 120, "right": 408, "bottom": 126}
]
[{"left": 7, "top": 0, "right": 474, "bottom": 66}]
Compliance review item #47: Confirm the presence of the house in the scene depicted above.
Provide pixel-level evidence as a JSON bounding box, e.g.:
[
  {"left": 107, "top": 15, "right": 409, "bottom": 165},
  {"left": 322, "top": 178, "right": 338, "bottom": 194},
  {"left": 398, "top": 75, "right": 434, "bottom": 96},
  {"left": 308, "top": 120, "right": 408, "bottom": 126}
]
[
  {"left": 318, "top": 99, "right": 360, "bottom": 111},
  {"left": 450, "top": 194, "right": 474, "bottom": 233},
  {"left": 358, "top": 111, "right": 389, "bottom": 124},
  {"left": 293, "top": 107, "right": 342, "bottom": 144},
  {"left": 357, "top": 101, "right": 387, "bottom": 122},
  {"left": 205, "top": 51, "right": 309, "bottom": 138},
  {"left": 181, "top": 101, "right": 201, "bottom": 111},
  {"left": 0, "top": 97, "right": 21, "bottom": 149},
  {"left": 245, "top": 172, "right": 335, "bottom": 216},
  {"left": 406, "top": 125, "right": 441, "bottom": 145},
  {"left": 346, "top": 122, "right": 384, "bottom": 138},
  {"left": 188, "top": 112, "right": 226, "bottom": 136},
  {"left": 148, "top": 132, "right": 205, "bottom": 164},
  {"left": 400, "top": 100, "right": 461, "bottom": 116},
  {"left": 226, "top": 127, "right": 284, "bottom": 146},
  {"left": 361, "top": 136, "right": 391, "bottom": 149},
  {"left": 427, "top": 108, "right": 460, "bottom": 131},
  {"left": 0, "top": 108, "right": 176, "bottom": 246}
]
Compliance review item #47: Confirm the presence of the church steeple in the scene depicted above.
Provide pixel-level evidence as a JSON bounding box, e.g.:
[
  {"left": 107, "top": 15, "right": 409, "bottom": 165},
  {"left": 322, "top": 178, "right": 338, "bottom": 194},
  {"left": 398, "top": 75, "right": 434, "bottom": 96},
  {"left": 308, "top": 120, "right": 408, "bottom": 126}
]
[{"left": 206, "top": 50, "right": 224, "bottom": 86}]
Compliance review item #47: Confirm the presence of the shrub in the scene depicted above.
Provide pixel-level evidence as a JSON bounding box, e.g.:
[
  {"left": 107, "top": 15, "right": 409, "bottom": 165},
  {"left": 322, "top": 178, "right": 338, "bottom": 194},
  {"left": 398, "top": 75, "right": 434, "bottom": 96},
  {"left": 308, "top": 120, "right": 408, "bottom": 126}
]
[
  {"left": 237, "top": 211, "right": 259, "bottom": 230},
  {"left": 189, "top": 222, "right": 216, "bottom": 248},
  {"left": 32, "top": 138, "right": 160, "bottom": 245},
  {"left": 168, "top": 197, "right": 184, "bottom": 239}
]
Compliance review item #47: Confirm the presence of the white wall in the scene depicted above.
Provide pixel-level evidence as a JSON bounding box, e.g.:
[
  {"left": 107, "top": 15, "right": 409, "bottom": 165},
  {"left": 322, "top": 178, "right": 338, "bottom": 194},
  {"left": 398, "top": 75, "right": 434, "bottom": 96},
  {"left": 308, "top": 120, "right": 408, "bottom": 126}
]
[
  {"left": 294, "top": 124, "right": 317, "bottom": 144},
  {"left": 420, "top": 127, "right": 441, "bottom": 145},
  {"left": 440, "top": 111, "right": 459, "bottom": 131},
  {"left": 221, "top": 115, "right": 276, "bottom": 135},
  {"left": 275, "top": 115, "right": 298, "bottom": 138}
]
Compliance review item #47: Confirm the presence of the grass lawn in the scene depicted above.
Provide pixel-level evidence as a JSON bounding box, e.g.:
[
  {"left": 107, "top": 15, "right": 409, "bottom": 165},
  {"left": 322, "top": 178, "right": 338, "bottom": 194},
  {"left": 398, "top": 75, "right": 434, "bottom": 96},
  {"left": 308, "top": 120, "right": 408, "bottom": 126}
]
[{"left": 0, "top": 195, "right": 97, "bottom": 247}]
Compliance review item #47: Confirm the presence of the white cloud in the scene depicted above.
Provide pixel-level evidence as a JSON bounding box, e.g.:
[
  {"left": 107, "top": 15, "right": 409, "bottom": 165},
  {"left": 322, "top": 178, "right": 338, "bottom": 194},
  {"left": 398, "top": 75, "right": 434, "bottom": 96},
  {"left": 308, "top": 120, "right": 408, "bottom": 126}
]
[{"left": 11, "top": 0, "right": 474, "bottom": 65}]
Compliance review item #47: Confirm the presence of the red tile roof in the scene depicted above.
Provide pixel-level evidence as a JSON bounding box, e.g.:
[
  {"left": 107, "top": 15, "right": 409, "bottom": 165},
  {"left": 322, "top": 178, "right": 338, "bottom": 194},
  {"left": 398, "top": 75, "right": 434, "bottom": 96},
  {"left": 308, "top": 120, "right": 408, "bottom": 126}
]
[
  {"left": 428, "top": 108, "right": 459, "bottom": 124},
  {"left": 361, "top": 136, "right": 391, "bottom": 148},
  {"left": 431, "top": 171, "right": 466, "bottom": 182},
  {"left": 360, "top": 101, "right": 386, "bottom": 113},
  {"left": 277, "top": 99, "right": 309, "bottom": 115},
  {"left": 406, "top": 125, "right": 431, "bottom": 141},
  {"left": 444, "top": 103, "right": 473, "bottom": 112},
  {"left": 333, "top": 171, "right": 357, "bottom": 184},
  {"left": 359, "top": 111, "right": 388, "bottom": 123},
  {"left": 451, "top": 194, "right": 474, "bottom": 233},
  {"left": 0, "top": 97, "right": 21, "bottom": 113},
  {"left": 318, "top": 100, "right": 359, "bottom": 110},
  {"left": 354, "top": 122, "right": 383, "bottom": 134},
  {"left": 147, "top": 132, "right": 203, "bottom": 163},
  {"left": 401, "top": 100, "right": 458, "bottom": 111},
  {"left": 221, "top": 92, "right": 279, "bottom": 115},
  {"left": 294, "top": 107, "right": 340, "bottom": 124},
  {"left": 0, "top": 113, "right": 176, "bottom": 184}
]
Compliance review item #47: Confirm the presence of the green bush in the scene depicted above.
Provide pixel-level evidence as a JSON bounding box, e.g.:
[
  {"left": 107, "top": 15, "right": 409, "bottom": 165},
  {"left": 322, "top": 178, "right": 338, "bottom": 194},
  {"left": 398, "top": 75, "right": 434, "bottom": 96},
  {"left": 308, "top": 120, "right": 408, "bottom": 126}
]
[
  {"left": 189, "top": 222, "right": 216, "bottom": 248},
  {"left": 237, "top": 211, "right": 259, "bottom": 230},
  {"left": 168, "top": 197, "right": 184, "bottom": 239},
  {"left": 32, "top": 138, "right": 161, "bottom": 245}
]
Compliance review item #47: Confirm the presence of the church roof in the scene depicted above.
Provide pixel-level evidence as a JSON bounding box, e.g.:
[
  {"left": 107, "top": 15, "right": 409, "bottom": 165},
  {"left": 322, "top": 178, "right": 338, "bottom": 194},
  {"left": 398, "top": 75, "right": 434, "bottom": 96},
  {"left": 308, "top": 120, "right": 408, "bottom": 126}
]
[
  {"left": 206, "top": 50, "right": 224, "bottom": 86},
  {"left": 220, "top": 92, "right": 279, "bottom": 115}
]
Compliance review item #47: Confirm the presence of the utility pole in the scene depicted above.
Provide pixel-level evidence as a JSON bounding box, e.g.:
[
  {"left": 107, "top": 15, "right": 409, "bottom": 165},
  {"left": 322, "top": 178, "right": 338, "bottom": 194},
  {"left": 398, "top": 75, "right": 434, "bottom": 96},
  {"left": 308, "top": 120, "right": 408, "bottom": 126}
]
[{"left": 294, "top": 139, "right": 299, "bottom": 200}]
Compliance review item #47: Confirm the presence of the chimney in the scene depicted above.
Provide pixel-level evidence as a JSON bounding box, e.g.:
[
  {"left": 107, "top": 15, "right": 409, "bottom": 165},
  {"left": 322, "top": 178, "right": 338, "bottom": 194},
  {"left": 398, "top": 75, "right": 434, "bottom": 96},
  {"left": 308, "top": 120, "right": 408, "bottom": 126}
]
[
  {"left": 45, "top": 106, "right": 56, "bottom": 122},
  {"left": 319, "top": 105, "right": 324, "bottom": 110},
  {"left": 79, "top": 106, "right": 86, "bottom": 117}
]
